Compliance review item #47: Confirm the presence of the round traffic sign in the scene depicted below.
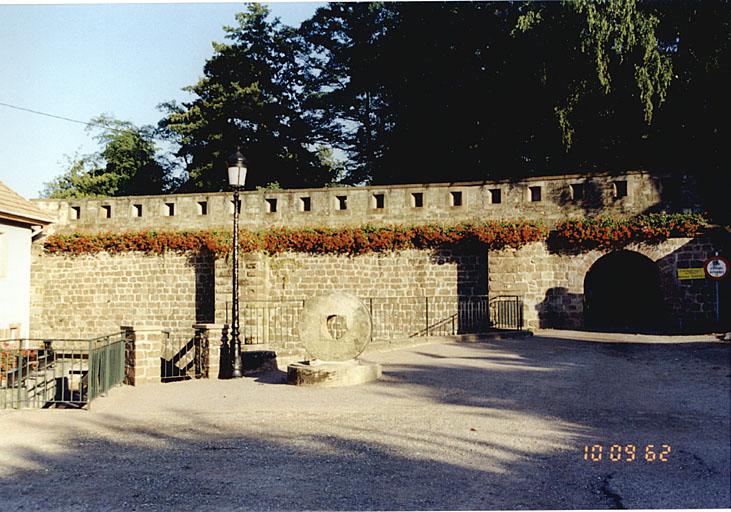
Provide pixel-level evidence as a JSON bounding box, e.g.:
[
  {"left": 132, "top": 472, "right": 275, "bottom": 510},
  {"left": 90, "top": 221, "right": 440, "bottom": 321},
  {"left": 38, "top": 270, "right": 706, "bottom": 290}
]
[{"left": 703, "top": 256, "right": 729, "bottom": 280}]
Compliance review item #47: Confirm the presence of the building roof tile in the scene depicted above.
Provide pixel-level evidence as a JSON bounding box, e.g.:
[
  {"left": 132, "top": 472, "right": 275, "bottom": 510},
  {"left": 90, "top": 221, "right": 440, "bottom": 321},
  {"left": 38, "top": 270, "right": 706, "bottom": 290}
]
[{"left": 0, "top": 180, "right": 53, "bottom": 225}]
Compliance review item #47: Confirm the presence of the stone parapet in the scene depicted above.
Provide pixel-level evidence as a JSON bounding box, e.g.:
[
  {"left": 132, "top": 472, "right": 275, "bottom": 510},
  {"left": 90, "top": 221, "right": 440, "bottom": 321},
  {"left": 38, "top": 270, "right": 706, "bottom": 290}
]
[{"left": 32, "top": 170, "right": 674, "bottom": 234}]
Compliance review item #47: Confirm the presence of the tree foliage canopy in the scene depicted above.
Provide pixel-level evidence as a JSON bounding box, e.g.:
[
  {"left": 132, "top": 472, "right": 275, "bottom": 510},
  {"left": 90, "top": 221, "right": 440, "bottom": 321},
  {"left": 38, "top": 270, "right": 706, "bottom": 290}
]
[
  {"left": 42, "top": 115, "right": 172, "bottom": 199},
  {"left": 158, "top": 4, "right": 337, "bottom": 192}
]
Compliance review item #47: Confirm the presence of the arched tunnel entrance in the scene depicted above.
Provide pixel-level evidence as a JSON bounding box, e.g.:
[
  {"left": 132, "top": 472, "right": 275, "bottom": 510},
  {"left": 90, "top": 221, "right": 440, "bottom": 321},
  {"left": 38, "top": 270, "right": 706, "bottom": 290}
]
[{"left": 584, "top": 251, "right": 665, "bottom": 332}]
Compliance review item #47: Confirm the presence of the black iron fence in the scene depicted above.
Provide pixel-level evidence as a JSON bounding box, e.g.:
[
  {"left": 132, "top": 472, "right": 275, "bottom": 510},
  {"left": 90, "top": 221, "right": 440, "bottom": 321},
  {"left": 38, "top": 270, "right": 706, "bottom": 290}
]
[
  {"left": 161, "top": 329, "right": 209, "bottom": 382},
  {"left": 233, "top": 294, "right": 523, "bottom": 346},
  {"left": 0, "top": 332, "right": 126, "bottom": 410},
  {"left": 489, "top": 295, "right": 524, "bottom": 331},
  {"left": 240, "top": 300, "right": 305, "bottom": 346}
]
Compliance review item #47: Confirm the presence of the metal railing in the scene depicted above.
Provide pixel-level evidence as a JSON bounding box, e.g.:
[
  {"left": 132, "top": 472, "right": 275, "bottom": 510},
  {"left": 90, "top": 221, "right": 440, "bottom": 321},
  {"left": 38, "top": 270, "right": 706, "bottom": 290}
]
[
  {"left": 489, "top": 295, "right": 524, "bottom": 331},
  {"left": 239, "top": 300, "right": 305, "bottom": 346},
  {"left": 232, "top": 295, "right": 523, "bottom": 346},
  {"left": 1, "top": 332, "right": 126, "bottom": 410},
  {"left": 161, "top": 329, "right": 209, "bottom": 382}
]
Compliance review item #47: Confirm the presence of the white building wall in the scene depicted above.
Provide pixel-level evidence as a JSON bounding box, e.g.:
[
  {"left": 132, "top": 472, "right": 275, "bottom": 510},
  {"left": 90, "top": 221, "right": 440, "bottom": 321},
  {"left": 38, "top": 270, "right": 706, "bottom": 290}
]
[{"left": 0, "top": 222, "right": 32, "bottom": 339}]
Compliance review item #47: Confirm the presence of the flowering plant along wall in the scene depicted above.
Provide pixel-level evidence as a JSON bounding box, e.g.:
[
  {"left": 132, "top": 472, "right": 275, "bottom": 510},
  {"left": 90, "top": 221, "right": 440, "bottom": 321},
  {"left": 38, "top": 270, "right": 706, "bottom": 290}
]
[
  {"left": 43, "top": 213, "right": 705, "bottom": 257},
  {"left": 549, "top": 212, "right": 706, "bottom": 252}
]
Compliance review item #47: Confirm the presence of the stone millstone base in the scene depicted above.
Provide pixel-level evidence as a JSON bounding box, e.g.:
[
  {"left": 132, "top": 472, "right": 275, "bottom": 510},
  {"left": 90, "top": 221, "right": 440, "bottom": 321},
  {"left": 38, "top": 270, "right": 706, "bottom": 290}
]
[{"left": 287, "top": 359, "right": 382, "bottom": 387}]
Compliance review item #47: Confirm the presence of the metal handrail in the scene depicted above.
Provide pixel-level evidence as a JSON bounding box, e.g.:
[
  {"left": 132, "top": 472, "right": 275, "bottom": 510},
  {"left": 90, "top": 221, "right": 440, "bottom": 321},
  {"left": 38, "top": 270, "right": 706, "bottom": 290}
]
[{"left": 1, "top": 332, "right": 126, "bottom": 410}]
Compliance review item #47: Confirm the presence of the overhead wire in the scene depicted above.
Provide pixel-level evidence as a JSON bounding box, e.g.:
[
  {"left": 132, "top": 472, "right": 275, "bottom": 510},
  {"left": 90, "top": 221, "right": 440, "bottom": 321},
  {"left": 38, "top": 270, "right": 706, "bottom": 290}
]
[{"left": 0, "top": 101, "right": 130, "bottom": 133}]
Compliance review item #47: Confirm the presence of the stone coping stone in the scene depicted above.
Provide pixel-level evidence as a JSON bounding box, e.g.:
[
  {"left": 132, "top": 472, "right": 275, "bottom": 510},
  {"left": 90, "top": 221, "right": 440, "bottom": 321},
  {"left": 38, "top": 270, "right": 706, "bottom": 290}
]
[{"left": 287, "top": 359, "right": 382, "bottom": 387}]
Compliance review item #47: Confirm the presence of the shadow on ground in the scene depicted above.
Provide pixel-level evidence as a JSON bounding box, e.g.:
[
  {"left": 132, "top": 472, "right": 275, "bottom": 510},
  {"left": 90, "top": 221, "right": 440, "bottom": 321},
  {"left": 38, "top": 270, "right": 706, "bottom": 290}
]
[{"left": 0, "top": 336, "right": 729, "bottom": 510}]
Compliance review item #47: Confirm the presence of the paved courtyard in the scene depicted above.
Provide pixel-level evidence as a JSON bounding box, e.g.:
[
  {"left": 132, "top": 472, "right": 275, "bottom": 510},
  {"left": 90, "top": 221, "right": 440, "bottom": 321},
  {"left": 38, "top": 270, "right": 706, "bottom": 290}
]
[{"left": 0, "top": 334, "right": 729, "bottom": 510}]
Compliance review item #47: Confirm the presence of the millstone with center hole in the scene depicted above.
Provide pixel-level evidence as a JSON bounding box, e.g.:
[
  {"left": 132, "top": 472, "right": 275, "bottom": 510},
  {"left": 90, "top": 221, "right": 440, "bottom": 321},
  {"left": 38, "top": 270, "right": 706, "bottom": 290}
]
[
  {"left": 299, "top": 292, "right": 372, "bottom": 361},
  {"left": 288, "top": 292, "right": 381, "bottom": 387}
]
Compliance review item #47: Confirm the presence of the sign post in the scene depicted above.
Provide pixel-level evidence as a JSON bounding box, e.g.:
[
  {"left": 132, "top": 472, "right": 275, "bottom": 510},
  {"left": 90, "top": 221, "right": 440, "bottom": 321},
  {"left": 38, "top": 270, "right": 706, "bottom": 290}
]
[{"left": 704, "top": 254, "right": 729, "bottom": 326}]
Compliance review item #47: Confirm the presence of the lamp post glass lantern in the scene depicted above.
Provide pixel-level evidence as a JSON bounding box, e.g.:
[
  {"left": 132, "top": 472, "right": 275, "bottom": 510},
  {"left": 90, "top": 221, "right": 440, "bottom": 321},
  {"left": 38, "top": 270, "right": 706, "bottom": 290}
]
[{"left": 227, "top": 148, "right": 248, "bottom": 378}]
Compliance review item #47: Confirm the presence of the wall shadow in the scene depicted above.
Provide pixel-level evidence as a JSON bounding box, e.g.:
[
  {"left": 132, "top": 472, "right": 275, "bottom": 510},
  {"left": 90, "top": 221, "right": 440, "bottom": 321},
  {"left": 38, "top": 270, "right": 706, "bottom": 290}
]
[
  {"left": 430, "top": 242, "right": 491, "bottom": 334},
  {"left": 190, "top": 249, "right": 215, "bottom": 324},
  {"left": 535, "top": 287, "right": 584, "bottom": 329}
]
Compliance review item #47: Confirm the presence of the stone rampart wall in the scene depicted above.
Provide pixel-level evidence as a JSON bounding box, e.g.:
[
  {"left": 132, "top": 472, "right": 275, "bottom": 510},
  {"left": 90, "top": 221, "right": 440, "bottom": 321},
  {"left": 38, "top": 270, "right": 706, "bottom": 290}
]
[
  {"left": 489, "top": 237, "right": 719, "bottom": 330},
  {"left": 29, "top": 235, "right": 724, "bottom": 353},
  {"left": 30, "top": 247, "right": 486, "bottom": 344},
  {"left": 29, "top": 248, "right": 214, "bottom": 339},
  {"left": 32, "top": 171, "right": 666, "bottom": 233}
]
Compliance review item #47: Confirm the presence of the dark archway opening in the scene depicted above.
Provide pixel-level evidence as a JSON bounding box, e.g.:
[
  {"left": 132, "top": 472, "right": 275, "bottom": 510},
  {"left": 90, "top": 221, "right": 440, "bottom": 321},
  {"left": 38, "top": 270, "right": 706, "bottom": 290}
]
[{"left": 584, "top": 251, "right": 664, "bottom": 332}]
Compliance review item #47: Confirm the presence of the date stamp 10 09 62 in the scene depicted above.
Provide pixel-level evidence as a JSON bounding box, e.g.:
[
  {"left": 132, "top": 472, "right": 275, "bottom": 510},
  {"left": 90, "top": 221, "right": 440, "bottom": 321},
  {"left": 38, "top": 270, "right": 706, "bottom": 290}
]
[{"left": 583, "top": 444, "right": 671, "bottom": 463}]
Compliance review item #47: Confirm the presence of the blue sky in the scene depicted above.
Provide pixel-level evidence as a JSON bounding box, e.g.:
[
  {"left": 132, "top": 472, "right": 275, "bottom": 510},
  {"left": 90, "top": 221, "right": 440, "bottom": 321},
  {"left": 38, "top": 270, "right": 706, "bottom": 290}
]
[{"left": 0, "top": 2, "right": 323, "bottom": 199}]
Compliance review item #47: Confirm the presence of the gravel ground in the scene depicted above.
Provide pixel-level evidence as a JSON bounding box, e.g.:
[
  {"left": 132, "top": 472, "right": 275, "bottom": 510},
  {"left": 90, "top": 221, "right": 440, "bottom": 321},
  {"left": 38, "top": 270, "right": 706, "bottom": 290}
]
[{"left": 0, "top": 334, "right": 729, "bottom": 511}]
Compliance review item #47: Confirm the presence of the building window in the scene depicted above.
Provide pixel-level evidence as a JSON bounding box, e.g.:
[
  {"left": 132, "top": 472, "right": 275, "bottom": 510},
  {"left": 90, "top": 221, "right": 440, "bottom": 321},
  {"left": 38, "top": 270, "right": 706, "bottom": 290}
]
[
  {"left": 450, "top": 191, "right": 463, "bottom": 207},
  {"left": 411, "top": 192, "right": 424, "bottom": 208},
  {"left": 197, "top": 201, "right": 208, "bottom": 215},
  {"left": 336, "top": 195, "right": 348, "bottom": 210},
  {"left": 70, "top": 206, "right": 81, "bottom": 220},
  {"left": 132, "top": 204, "right": 143, "bottom": 217},
  {"left": 372, "top": 193, "right": 385, "bottom": 209},
  {"left": 100, "top": 205, "right": 112, "bottom": 219},
  {"left": 265, "top": 198, "right": 277, "bottom": 213},
  {"left": 164, "top": 202, "right": 175, "bottom": 216},
  {"left": 489, "top": 189, "right": 501, "bottom": 204},
  {"left": 614, "top": 180, "right": 628, "bottom": 199},
  {"left": 529, "top": 186, "right": 542, "bottom": 202},
  {"left": 570, "top": 183, "right": 585, "bottom": 201},
  {"left": 300, "top": 197, "right": 311, "bottom": 212}
]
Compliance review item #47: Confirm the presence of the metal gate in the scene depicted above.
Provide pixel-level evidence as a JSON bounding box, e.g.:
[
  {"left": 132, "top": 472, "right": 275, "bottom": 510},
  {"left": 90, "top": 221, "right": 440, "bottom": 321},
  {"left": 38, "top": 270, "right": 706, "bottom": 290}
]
[{"left": 160, "top": 329, "right": 208, "bottom": 382}]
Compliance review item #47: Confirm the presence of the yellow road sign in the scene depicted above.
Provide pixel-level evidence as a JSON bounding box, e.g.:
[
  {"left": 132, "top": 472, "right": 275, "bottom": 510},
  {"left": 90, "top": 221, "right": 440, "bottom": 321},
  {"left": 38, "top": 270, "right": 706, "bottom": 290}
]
[{"left": 677, "top": 268, "right": 705, "bottom": 280}]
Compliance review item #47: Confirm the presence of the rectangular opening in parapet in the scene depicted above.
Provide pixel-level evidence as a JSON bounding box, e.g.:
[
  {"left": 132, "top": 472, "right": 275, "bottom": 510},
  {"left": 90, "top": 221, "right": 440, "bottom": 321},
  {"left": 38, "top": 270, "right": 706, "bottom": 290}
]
[
  {"left": 336, "top": 195, "right": 347, "bottom": 210},
  {"left": 614, "top": 180, "right": 628, "bottom": 199},
  {"left": 570, "top": 183, "right": 585, "bottom": 201},
  {"left": 529, "top": 186, "right": 542, "bottom": 202},
  {"left": 372, "top": 193, "right": 385, "bottom": 209},
  {"left": 450, "top": 191, "right": 463, "bottom": 207},
  {"left": 411, "top": 192, "right": 423, "bottom": 208},
  {"left": 132, "top": 204, "right": 142, "bottom": 217},
  {"left": 164, "top": 202, "right": 175, "bottom": 216},
  {"left": 70, "top": 206, "right": 81, "bottom": 220},
  {"left": 265, "top": 198, "right": 277, "bottom": 213},
  {"left": 197, "top": 201, "right": 208, "bottom": 215},
  {"left": 101, "top": 205, "right": 112, "bottom": 219},
  {"left": 300, "top": 197, "right": 311, "bottom": 212},
  {"left": 489, "top": 188, "right": 502, "bottom": 204}
]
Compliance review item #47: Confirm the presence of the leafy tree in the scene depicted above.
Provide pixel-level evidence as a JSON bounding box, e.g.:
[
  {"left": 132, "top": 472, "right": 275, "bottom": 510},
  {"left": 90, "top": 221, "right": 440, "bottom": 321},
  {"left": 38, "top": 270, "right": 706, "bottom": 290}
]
[
  {"left": 650, "top": 0, "right": 730, "bottom": 223},
  {"left": 158, "top": 4, "right": 336, "bottom": 192},
  {"left": 300, "top": 2, "right": 397, "bottom": 183},
  {"left": 42, "top": 115, "right": 172, "bottom": 198},
  {"left": 300, "top": 1, "right": 678, "bottom": 183},
  {"left": 510, "top": 0, "right": 676, "bottom": 174}
]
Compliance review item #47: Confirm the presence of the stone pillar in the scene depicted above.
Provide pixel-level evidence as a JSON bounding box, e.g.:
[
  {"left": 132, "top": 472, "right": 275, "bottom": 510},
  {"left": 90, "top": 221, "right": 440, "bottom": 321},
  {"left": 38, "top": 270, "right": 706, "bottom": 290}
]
[
  {"left": 121, "top": 325, "right": 135, "bottom": 385},
  {"left": 193, "top": 323, "right": 225, "bottom": 380},
  {"left": 120, "top": 325, "right": 165, "bottom": 385}
]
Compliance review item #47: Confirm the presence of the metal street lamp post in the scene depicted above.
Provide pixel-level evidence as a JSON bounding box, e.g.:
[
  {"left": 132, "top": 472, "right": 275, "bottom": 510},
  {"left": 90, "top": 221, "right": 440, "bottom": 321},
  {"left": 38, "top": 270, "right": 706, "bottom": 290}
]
[{"left": 227, "top": 147, "right": 248, "bottom": 378}]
